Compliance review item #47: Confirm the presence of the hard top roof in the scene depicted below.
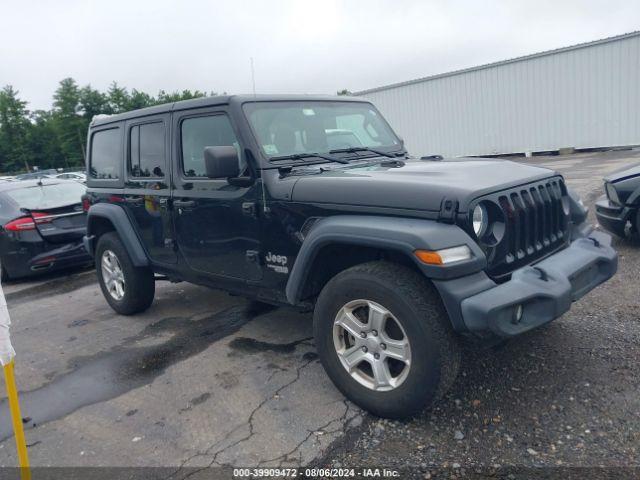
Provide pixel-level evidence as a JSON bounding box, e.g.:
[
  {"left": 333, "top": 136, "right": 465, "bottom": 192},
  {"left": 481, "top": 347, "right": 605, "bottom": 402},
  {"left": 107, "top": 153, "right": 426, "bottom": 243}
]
[{"left": 90, "top": 94, "right": 369, "bottom": 127}]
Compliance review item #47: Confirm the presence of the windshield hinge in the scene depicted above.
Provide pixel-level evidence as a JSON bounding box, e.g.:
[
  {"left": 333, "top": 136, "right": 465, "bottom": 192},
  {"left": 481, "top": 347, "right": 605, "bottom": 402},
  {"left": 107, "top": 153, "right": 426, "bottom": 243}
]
[
  {"left": 242, "top": 202, "right": 257, "bottom": 218},
  {"left": 278, "top": 166, "right": 293, "bottom": 177},
  {"left": 438, "top": 198, "right": 458, "bottom": 223}
]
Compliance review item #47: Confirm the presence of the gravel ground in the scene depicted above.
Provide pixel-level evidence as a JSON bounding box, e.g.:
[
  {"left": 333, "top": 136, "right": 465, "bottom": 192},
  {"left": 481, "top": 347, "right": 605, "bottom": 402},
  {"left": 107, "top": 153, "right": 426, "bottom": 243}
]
[{"left": 318, "top": 152, "right": 640, "bottom": 479}]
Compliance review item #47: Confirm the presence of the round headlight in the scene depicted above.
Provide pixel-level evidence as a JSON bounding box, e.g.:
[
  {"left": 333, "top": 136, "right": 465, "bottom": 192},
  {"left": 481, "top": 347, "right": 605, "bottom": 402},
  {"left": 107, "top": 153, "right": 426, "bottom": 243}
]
[{"left": 472, "top": 204, "right": 488, "bottom": 238}]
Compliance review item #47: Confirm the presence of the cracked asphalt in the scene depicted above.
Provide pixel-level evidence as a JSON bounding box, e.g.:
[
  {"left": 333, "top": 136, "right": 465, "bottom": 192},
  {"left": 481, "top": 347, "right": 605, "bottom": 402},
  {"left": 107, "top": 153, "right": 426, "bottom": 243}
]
[
  {"left": 0, "top": 280, "right": 362, "bottom": 473},
  {"left": 0, "top": 150, "right": 638, "bottom": 478}
]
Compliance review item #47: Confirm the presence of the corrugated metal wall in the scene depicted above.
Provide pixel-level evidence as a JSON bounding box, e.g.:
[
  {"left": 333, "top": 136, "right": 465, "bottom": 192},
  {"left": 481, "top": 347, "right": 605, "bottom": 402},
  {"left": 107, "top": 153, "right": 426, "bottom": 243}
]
[{"left": 357, "top": 32, "right": 640, "bottom": 158}]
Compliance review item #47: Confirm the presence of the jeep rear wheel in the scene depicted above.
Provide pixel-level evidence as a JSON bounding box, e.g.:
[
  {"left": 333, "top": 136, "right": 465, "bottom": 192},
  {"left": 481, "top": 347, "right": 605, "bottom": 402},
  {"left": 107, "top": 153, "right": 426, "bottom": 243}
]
[
  {"left": 95, "top": 232, "right": 155, "bottom": 315},
  {"left": 314, "top": 261, "right": 461, "bottom": 419}
]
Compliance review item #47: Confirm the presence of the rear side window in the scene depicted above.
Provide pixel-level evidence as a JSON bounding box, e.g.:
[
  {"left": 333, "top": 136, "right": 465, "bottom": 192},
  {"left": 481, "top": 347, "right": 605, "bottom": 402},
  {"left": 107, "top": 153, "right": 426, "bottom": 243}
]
[
  {"left": 90, "top": 128, "right": 121, "bottom": 179},
  {"left": 130, "top": 122, "right": 166, "bottom": 178},
  {"left": 5, "top": 183, "right": 87, "bottom": 210},
  {"left": 180, "top": 115, "right": 241, "bottom": 178}
]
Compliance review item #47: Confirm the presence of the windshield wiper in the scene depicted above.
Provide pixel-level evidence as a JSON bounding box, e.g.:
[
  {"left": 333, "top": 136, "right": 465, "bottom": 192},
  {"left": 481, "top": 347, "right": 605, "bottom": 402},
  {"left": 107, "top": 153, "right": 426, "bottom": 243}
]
[
  {"left": 328, "top": 147, "right": 397, "bottom": 158},
  {"left": 270, "top": 152, "right": 349, "bottom": 164}
]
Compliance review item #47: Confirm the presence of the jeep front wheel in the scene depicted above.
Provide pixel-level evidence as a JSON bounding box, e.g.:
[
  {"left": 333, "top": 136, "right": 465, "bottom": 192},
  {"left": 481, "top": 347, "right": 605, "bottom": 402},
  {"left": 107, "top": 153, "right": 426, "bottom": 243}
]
[
  {"left": 313, "top": 261, "right": 461, "bottom": 418},
  {"left": 95, "top": 232, "right": 155, "bottom": 315}
]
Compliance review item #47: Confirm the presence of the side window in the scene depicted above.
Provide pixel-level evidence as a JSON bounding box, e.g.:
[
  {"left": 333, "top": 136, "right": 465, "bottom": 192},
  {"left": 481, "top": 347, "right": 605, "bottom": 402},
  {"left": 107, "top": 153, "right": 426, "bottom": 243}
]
[
  {"left": 130, "top": 122, "right": 165, "bottom": 178},
  {"left": 180, "top": 115, "right": 243, "bottom": 178},
  {"left": 89, "top": 128, "right": 121, "bottom": 179}
]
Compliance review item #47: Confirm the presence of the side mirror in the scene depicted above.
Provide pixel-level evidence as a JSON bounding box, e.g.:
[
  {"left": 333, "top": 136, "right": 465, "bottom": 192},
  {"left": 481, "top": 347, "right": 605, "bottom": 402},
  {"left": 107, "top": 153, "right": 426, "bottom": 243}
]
[{"left": 204, "top": 146, "right": 240, "bottom": 179}]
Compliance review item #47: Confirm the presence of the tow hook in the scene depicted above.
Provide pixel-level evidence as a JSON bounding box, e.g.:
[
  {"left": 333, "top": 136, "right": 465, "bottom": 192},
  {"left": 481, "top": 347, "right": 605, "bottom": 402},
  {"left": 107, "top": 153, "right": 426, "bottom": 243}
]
[{"left": 533, "top": 266, "right": 548, "bottom": 281}]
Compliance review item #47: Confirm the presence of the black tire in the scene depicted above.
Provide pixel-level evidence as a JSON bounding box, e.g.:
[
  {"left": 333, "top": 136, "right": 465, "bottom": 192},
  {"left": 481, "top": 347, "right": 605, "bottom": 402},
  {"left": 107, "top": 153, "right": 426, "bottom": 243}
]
[
  {"left": 313, "top": 261, "right": 461, "bottom": 419},
  {"left": 95, "top": 232, "right": 155, "bottom": 315}
]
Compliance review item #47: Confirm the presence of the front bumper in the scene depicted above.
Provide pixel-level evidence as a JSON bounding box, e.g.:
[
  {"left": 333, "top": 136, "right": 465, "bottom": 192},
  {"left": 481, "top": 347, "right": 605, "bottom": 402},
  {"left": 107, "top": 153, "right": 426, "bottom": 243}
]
[
  {"left": 435, "top": 229, "right": 617, "bottom": 338},
  {"left": 595, "top": 195, "right": 632, "bottom": 237}
]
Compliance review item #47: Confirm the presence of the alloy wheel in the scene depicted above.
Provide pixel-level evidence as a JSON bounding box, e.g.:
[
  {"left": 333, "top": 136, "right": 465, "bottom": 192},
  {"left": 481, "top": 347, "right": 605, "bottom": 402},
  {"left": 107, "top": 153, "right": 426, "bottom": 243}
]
[
  {"left": 101, "top": 250, "right": 125, "bottom": 301},
  {"left": 333, "top": 299, "right": 411, "bottom": 391}
]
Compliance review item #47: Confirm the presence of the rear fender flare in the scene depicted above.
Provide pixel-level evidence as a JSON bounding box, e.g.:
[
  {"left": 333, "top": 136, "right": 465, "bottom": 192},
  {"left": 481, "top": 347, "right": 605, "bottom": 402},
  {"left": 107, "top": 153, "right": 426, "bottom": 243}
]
[{"left": 85, "top": 203, "right": 149, "bottom": 267}]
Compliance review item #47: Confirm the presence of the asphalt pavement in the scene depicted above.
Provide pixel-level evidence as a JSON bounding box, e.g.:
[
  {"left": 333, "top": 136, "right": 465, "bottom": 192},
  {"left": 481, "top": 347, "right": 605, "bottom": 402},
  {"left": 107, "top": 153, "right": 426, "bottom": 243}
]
[{"left": 0, "top": 150, "right": 638, "bottom": 478}]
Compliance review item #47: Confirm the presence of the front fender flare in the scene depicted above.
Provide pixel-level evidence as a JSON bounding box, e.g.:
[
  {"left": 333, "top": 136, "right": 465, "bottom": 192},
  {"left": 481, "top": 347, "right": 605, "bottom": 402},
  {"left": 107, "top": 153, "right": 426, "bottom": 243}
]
[
  {"left": 285, "top": 215, "right": 486, "bottom": 305},
  {"left": 85, "top": 203, "right": 149, "bottom": 267}
]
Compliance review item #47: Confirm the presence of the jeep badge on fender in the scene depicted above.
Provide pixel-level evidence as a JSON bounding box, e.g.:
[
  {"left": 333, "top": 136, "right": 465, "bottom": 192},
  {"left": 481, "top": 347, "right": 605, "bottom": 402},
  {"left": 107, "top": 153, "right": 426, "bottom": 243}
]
[{"left": 82, "top": 95, "right": 617, "bottom": 419}]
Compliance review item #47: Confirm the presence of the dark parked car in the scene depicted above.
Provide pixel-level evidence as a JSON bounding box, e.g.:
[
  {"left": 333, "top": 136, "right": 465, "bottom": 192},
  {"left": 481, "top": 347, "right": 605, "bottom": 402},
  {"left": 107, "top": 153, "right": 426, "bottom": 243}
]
[
  {"left": 82, "top": 95, "right": 617, "bottom": 418},
  {"left": 0, "top": 179, "right": 91, "bottom": 280},
  {"left": 595, "top": 162, "right": 640, "bottom": 237}
]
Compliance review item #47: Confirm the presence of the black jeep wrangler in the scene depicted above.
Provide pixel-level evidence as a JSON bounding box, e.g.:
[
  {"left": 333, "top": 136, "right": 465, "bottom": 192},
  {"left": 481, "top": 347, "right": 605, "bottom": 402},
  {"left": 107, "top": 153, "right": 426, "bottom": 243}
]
[{"left": 83, "top": 95, "right": 617, "bottom": 418}]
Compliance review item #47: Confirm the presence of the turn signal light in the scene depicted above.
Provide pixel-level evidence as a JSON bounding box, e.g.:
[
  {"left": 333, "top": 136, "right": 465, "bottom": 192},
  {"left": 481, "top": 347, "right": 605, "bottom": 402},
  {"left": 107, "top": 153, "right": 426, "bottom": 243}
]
[
  {"left": 414, "top": 245, "right": 472, "bottom": 265},
  {"left": 414, "top": 250, "right": 444, "bottom": 265}
]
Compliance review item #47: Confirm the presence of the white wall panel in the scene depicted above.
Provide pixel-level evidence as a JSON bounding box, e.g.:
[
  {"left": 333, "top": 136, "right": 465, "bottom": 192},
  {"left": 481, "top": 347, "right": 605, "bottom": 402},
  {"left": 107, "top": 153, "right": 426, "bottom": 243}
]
[{"left": 357, "top": 32, "right": 640, "bottom": 157}]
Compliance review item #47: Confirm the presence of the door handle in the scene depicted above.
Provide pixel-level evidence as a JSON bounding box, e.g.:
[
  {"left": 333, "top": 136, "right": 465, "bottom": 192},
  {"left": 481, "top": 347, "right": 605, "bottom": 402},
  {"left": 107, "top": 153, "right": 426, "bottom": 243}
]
[
  {"left": 124, "top": 197, "right": 144, "bottom": 205},
  {"left": 173, "top": 200, "right": 196, "bottom": 208}
]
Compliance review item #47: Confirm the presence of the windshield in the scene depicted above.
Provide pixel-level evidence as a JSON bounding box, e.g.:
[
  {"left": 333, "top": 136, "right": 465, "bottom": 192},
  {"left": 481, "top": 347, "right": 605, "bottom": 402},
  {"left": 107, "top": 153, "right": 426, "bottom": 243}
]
[
  {"left": 243, "top": 101, "right": 401, "bottom": 160},
  {"left": 6, "top": 182, "right": 86, "bottom": 210}
]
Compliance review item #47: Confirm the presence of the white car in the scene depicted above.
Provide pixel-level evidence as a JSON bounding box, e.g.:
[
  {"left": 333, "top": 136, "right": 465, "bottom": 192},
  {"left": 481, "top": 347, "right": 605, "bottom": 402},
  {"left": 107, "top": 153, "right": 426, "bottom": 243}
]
[{"left": 53, "top": 172, "right": 86, "bottom": 183}]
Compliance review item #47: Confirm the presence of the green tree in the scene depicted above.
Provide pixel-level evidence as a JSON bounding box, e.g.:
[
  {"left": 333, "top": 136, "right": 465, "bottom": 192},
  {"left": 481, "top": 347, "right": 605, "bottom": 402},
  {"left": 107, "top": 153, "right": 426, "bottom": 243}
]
[
  {"left": 52, "top": 78, "right": 85, "bottom": 166},
  {"left": 156, "top": 89, "right": 209, "bottom": 104},
  {"left": 128, "top": 89, "right": 154, "bottom": 110},
  {"left": 0, "top": 86, "right": 32, "bottom": 173},
  {"left": 26, "top": 110, "right": 64, "bottom": 170},
  {"left": 79, "top": 85, "right": 108, "bottom": 120},
  {"left": 337, "top": 89, "right": 352, "bottom": 96},
  {"left": 107, "top": 82, "right": 131, "bottom": 114},
  {"left": 0, "top": 79, "right": 214, "bottom": 173}
]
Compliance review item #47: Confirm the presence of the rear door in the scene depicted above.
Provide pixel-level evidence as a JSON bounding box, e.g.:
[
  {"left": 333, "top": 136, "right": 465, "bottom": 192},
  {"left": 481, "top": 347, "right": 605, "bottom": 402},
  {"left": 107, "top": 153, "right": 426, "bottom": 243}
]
[
  {"left": 171, "top": 107, "right": 262, "bottom": 280},
  {"left": 122, "top": 114, "right": 177, "bottom": 264}
]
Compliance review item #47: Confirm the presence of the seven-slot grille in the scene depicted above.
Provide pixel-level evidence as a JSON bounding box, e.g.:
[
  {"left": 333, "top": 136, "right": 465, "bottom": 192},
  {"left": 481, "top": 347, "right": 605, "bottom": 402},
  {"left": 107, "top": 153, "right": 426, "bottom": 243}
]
[{"left": 485, "top": 178, "right": 569, "bottom": 278}]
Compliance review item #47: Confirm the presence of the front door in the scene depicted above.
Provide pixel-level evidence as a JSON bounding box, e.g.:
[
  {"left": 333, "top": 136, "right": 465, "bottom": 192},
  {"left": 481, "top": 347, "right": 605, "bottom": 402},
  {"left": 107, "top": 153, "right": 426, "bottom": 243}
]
[
  {"left": 171, "top": 108, "right": 262, "bottom": 280},
  {"left": 122, "top": 114, "right": 177, "bottom": 264}
]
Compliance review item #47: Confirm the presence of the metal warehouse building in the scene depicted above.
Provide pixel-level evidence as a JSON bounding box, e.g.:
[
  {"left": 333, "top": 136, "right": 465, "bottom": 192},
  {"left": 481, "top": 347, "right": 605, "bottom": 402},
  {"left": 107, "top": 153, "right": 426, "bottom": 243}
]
[{"left": 356, "top": 31, "right": 640, "bottom": 158}]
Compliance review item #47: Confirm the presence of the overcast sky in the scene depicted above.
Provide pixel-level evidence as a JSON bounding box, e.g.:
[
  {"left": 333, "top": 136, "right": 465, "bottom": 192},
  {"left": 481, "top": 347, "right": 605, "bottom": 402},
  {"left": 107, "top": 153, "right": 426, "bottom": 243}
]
[{"left": 1, "top": 0, "right": 639, "bottom": 111}]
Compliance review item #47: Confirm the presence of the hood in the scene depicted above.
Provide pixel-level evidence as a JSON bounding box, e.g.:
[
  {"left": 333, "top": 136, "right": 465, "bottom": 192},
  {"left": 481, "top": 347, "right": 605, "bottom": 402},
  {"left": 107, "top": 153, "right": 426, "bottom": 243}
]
[
  {"left": 290, "top": 158, "right": 557, "bottom": 213},
  {"left": 604, "top": 161, "right": 640, "bottom": 183}
]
